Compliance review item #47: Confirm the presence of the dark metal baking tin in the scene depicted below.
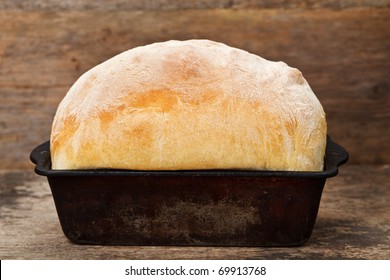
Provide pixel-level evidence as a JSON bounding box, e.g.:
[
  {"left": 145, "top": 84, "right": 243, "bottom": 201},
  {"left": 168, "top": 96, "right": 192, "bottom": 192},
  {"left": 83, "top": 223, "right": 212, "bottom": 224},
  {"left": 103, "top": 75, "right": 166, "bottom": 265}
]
[{"left": 30, "top": 136, "right": 348, "bottom": 246}]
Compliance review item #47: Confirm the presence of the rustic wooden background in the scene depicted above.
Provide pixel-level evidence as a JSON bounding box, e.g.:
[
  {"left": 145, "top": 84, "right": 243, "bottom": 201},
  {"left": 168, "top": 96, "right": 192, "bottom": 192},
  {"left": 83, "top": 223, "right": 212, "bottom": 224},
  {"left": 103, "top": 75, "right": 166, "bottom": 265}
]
[{"left": 1, "top": 0, "right": 389, "bottom": 169}]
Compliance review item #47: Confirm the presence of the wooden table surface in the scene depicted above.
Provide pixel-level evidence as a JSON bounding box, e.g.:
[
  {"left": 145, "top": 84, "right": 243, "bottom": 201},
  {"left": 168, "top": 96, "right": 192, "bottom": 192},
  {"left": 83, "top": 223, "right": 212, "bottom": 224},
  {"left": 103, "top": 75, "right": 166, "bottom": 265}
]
[{"left": 0, "top": 164, "right": 389, "bottom": 260}]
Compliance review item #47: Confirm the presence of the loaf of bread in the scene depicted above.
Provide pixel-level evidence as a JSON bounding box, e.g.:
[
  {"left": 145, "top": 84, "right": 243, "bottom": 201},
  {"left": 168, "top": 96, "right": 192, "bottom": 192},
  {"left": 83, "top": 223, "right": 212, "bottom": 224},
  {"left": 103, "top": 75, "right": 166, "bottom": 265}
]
[{"left": 51, "top": 39, "right": 326, "bottom": 171}]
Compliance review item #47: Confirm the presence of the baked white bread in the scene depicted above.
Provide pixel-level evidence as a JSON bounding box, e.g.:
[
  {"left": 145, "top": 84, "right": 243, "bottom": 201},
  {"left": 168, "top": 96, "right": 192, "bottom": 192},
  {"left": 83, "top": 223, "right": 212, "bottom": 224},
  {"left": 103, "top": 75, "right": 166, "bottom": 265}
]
[{"left": 51, "top": 39, "right": 327, "bottom": 171}]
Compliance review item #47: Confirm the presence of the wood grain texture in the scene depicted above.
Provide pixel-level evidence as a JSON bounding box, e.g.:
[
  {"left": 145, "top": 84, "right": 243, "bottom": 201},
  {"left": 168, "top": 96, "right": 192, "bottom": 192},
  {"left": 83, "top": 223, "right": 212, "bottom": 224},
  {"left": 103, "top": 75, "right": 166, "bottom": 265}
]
[
  {"left": 1, "top": 8, "right": 389, "bottom": 168},
  {"left": 0, "top": 165, "right": 389, "bottom": 259},
  {"left": 1, "top": 0, "right": 390, "bottom": 10}
]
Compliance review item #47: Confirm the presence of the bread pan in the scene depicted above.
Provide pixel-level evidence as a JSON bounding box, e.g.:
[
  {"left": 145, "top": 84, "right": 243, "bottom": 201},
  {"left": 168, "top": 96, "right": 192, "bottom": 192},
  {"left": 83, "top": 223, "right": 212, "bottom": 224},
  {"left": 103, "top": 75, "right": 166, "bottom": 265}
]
[{"left": 30, "top": 136, "right": 348, "bottom": 246}]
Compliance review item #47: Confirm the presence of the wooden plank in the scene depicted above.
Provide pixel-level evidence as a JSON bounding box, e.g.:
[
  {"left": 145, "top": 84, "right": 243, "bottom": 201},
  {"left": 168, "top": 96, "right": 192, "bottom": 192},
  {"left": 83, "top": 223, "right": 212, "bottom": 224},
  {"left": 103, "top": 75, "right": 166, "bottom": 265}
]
[
  {"left": 1, "top": 8, "right": 389, "bottom": 168},
  {"left": 1, "top": 165, "right": 389, "bottom": 259},
  {"left": 1, "top": 0, "right": 389, "bottom": 10}
]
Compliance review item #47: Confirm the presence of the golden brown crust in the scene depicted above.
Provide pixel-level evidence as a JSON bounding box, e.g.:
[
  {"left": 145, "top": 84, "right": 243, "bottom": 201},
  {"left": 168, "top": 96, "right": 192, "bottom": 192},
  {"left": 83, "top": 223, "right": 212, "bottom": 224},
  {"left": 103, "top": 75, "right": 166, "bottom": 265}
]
[{"left": 51, "top": 40, "right": 327, "bottom": 171}]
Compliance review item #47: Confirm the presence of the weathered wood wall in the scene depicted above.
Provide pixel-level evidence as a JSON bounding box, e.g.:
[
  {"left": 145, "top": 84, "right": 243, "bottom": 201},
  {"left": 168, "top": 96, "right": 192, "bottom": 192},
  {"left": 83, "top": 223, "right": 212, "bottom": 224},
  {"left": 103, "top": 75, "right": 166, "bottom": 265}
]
[{"left": 1, "top": 0, "right": 389, "bottom": 169}]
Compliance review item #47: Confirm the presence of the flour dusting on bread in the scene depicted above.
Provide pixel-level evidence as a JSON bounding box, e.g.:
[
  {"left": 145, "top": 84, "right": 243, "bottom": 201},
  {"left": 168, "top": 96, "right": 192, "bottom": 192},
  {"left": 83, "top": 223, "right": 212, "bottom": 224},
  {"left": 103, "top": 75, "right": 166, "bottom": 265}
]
[{"left": 51, "top": 40, "right": 326, "bottom": 171}]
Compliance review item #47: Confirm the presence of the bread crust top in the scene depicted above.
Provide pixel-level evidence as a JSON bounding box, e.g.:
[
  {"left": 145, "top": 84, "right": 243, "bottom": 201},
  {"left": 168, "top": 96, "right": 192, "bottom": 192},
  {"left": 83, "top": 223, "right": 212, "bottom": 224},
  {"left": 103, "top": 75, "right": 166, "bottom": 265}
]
[{"left": 51, "top": 40, "right": 326, "bottom": 171}]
